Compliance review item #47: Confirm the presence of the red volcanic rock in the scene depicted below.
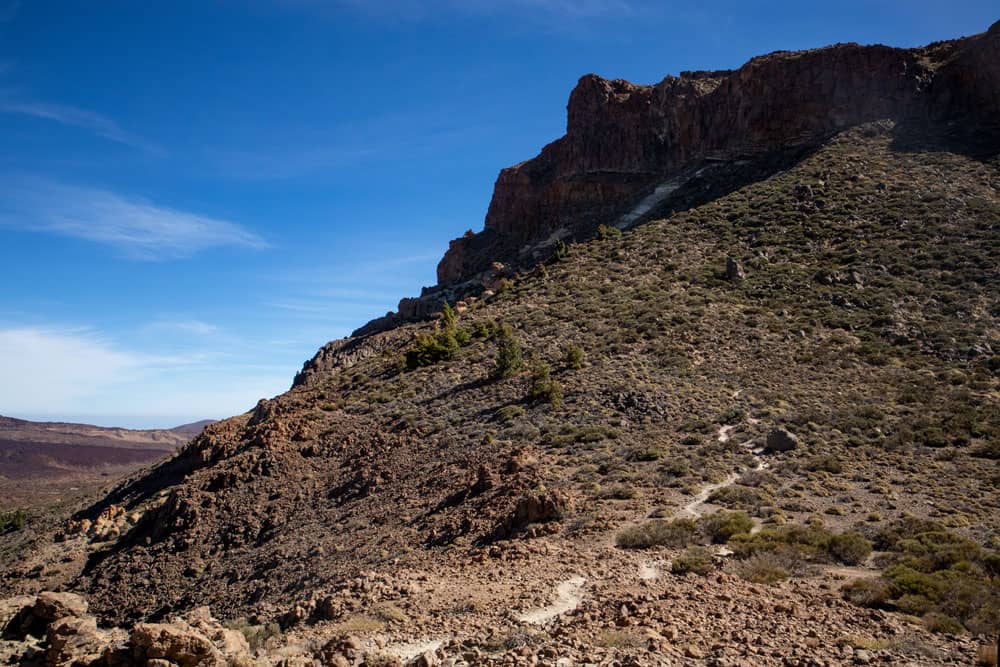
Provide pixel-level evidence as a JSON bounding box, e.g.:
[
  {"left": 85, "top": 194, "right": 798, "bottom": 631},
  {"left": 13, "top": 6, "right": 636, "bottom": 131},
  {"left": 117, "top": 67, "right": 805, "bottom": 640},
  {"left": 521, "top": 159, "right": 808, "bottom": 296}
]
[{"left": 436, "top": 24, "right": 1000, "bottom": 286}]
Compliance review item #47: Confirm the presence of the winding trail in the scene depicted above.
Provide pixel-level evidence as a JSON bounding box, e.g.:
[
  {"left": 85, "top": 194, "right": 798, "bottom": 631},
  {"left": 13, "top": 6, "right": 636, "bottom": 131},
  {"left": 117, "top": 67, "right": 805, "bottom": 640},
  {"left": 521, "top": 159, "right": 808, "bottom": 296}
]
[
  {"left": 518, "top": 576, "right": 586, "bottom": 625},
  {"left": 679, "top": 419, "right": 769, "bottom": 519},
  {"left": 677, "top": 473, "right": 739, "bottom": 519},
  {"left": 380, "top": 638, "right": 449, "bottom": 661}
]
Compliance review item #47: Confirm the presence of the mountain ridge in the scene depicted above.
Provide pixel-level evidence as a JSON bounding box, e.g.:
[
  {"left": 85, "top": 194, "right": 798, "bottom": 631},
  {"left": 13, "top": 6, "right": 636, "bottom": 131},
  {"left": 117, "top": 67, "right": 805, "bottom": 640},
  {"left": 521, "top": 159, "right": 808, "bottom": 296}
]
[{"left": 353, "top": 21, "right": 1000, "bottom": 338}]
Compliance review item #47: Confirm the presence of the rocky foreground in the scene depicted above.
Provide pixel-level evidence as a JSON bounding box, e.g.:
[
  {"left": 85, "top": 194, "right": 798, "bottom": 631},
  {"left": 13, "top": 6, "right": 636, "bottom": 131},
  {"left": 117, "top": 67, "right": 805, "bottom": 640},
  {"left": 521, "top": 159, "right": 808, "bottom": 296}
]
[{"left": 0, "top": 547, "right": 990, "bottom": 667}]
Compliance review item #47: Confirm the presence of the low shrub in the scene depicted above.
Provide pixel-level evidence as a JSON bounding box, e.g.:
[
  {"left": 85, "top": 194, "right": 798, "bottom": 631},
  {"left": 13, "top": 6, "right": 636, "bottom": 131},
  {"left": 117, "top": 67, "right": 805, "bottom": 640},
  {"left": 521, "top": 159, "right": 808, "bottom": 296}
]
[
  {"left": 700, "top": 510, "right": 753, "bottom": 544},
  {"left": 707, "top": 484, "right": 771, "bottom": 512},
  {"left": 827, "top": 531, "right": 872, "bottom": 565},
  {"left": 922, "top": 612, "right": 965, "bottom": 635},
  {"left": 564, "top": 344, "right": 585, "bottom": 369},
  {"left": 804, "top": 455, "right": 844, "bottom": 474},
  {"left": 527, "top": 363, "right": 563, "bottom": 407},
  {"left": 842, "top": 578, "right": 891, "bottom": 607},
  {"left": 596, "top": 224, "right": 622, "bottom": 240},
  {"left": 616, "top": 518, "right": 697, "bottom": 549},
  {"left": 671, "top": 547, "right": 715, "bottom": 576},
  {"left": 0, "top": 510, "right": 26, "bottom": 532},
  {"left": 733, "top": 552, "right": 793, "bottom": 584}
]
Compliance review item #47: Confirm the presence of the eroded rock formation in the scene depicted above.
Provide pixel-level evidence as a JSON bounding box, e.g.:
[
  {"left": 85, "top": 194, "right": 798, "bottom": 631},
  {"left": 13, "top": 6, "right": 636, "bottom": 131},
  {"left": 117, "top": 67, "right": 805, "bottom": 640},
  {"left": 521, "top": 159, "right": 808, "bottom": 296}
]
[{"left": 437, "top": 23, "right": 1000, "bottom": 289}]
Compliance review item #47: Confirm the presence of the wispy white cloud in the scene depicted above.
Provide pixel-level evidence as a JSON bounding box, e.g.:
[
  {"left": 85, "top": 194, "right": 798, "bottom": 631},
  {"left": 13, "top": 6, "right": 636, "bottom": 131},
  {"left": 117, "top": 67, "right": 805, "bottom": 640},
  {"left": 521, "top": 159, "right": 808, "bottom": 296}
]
[
  {"left": 0, "top": 97, "right": 163, "bottom": 154},
  {"left": 0, "top": 179, "right": 268, "bottom": 260},
  {"left": 143, "top": 319, "right": 221, "bottom": 336},
  {"left": 0, "top": 327, "right": 144, "bottom": 413},
  {"left": 0, "top": 325, "right": 291, "bottom": 426}
]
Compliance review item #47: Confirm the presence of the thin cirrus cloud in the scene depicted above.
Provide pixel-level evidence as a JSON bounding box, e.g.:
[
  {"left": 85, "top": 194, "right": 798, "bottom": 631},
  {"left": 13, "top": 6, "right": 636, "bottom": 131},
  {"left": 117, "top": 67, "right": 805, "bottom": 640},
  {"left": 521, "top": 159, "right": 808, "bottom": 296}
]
[
  {"left": 0, "top": 325, "right": 292, "bottom": 425},
  {"left": 0, "top": 97, "right": 164, "bottom": 154},
  {"left": 0, "top": 326, "right": 144, "bottom": 415},
  {"left": 143, "top": 319, "right": 221, "bottom": 336},
  {"left": 0, "top": 179, "right": 268, "bottom": 260}
]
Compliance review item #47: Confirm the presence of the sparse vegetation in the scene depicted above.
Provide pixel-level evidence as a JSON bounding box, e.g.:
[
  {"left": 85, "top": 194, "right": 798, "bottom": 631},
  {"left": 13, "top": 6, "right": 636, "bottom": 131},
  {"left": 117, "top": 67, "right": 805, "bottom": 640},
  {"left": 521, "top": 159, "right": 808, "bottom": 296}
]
[
  {"left": 563, "top": 344, "right": 585, "bottom": 369},
  {"left": 0, "top": 510, "right": 26, "bottom": 533},
  {"left": 493, "top": 324, "right": 524, "bottom": 379},
  {"left": 224, "top": 618, "right": 282, "bottom": 651},
  {"left": 527, "top": 362, "right": 563, "bottom": 407},
  {"left": 842, "top": 517, "right": 1000, "bottom": 634},
  {"left": 671, "top": 547, "right": 715, "bottom": 576},
  {"left": 616, "top": 518, "right": 697, "bottom": 549}
]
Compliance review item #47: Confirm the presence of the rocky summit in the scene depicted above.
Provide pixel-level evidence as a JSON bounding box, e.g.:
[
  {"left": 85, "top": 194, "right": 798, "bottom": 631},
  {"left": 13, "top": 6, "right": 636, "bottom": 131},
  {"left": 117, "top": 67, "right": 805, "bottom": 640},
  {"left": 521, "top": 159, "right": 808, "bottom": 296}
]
[{"left": 2, "top": 21, "right": 1000, "bottom": 667}]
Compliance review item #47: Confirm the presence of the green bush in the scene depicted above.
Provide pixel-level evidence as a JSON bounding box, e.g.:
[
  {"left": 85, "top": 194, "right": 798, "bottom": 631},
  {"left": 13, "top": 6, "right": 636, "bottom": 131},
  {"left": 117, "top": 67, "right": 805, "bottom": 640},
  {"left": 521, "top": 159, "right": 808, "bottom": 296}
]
[
  {"left": 403, "top": 303, "right": 468, "bottom": 370},
  {"left": 827, "top": 531, "right": 872, "bottom": 565},
  {"left": 844, "top": 528, "right": 1000, "bottom": 634},
  {"left": 440, "top": 301, "right": 457, "bottom": 330},
  {"left": 616, "top": 518, "right": 697, "bottom": 549},
  {"left": 563, "top": 344, "right": 585, "bottom": 370},
  {"left": 550, "top": 239, "right": 569, "bottom": 262},
  {"left": 671, "top": 547, "right": 715, "bottom": 576},
  {"left": 884, "top": 565, "right": 946, "bottom": 602},
  {"left": 699, "top": 510, "right": 753, "bottom": 544},
  {"left": 922, "top": 612, "right": 965, "bottom": 635},
  {"left": 493, "top": 325, "right": 523, "bottom": 379},
  {"left": 596, "top": 224, "right": 622, "bottom": 240},
  {"left": 527, "top": 363, "right": 563, "bottom": 407},
  {"left": 404, "top": 330, "right": 459, "bottom": 370},
  {"left": 0, "top": 510, "right": 26, "bottom": 532}
]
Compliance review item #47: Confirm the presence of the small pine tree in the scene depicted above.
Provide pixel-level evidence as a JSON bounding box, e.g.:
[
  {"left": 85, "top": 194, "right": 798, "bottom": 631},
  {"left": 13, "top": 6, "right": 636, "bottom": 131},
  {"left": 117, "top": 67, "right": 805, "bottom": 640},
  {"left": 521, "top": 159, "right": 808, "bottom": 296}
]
[
  {"left": 440, "top": 302, "right": 456, "bottom": 331},
  {"left": 528, "top": 362, "right": 563, "bottom": 407},
  {"left": 551, "top": 239, "right": 568, "bottom": 262},
  {"left": 564, "top": 344, "right": 585, "bottom": 370},
  {"left": 493, "top": 324, "right": 523, "bottom": 379}
]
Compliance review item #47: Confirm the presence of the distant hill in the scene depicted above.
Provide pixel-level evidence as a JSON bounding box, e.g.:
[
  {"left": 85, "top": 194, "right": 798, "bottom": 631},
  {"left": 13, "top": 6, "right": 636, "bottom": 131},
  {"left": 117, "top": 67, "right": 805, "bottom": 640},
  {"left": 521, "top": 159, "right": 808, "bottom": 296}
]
[
  {"left": 168, "top": 419, "right": 218, "bottom": 438},
  {"left": 0, "top": 415, "right": 212, "bottom": 480}
]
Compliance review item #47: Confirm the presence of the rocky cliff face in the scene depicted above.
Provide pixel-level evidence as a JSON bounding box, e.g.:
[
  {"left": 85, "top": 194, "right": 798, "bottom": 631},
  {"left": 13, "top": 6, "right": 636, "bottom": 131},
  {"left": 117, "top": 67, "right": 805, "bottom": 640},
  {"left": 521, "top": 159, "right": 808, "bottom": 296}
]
[{"left": 434, "top": 21, "right": 1000, "bottom": 288}]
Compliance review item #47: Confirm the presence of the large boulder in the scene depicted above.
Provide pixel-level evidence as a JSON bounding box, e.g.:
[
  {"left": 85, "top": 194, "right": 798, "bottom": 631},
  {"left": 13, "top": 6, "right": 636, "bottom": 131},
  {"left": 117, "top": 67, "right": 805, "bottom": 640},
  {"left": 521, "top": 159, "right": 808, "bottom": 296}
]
[
  {"left": 45, "top": 615, "right": 127, "bottom": 667},
  {"left": 764, "top": 428, "right": 800, "bottom": 453},
  {"left": 0, "top": 595, "right": 35, "bottom": 636},
  {"left": 182, "top": 607, "right": 250, "bottom": 658},
  {"left": 33, "top": 592, "right": 89, "bottom": 623},
  {"left": 131, "top": 622, "right": 225, "bottom": 667}
]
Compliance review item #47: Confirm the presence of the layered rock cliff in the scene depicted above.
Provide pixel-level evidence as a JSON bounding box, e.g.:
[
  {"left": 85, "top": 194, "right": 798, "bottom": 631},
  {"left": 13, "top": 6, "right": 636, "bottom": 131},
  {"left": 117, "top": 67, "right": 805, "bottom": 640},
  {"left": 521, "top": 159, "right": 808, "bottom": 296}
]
[
  {"left": 347, "top": 22, "right": 1000, "bottom": 340},
  {"left": 436, "top": 22, "right": 1000, "bottom": 288}
]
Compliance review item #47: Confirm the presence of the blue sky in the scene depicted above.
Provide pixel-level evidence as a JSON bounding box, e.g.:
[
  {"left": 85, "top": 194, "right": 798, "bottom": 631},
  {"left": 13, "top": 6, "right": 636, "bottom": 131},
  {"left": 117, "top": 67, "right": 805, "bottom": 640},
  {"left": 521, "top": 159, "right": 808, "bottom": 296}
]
[{"left": 0, "top": 1, "right": 995, "bottom": 428}]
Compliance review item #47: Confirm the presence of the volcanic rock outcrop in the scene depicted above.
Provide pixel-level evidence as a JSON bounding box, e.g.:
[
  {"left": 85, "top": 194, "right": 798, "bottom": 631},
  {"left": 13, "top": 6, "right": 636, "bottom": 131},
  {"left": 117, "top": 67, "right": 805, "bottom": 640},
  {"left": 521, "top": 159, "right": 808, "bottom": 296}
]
[
  {"left": 439, "top": 24, "right": 1000, "bottom": 284},
  {"left": 354, "top": 21, "right": 1000, "bottom": 337}
]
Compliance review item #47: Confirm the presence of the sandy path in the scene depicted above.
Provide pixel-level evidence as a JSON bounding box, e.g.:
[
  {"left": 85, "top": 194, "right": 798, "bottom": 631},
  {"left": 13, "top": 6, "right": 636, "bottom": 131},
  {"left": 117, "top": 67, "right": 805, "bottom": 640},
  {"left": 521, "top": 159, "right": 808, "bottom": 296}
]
[
  {"left": 379, "top": 638, "right": 449, "bottom": 661},
  {"left": 676, "top": 473, "right": 739, "bottom": 519},
  {"left": 518, "top": 576, "right": 586, "bottom": 624}
]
